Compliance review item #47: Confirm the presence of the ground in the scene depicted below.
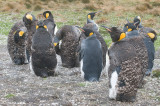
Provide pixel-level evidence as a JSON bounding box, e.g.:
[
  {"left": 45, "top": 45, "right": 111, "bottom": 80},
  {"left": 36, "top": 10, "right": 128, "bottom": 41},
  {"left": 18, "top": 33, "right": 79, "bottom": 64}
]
[{"left": 0, "top": 44, "right": 160, "bottom": 105}]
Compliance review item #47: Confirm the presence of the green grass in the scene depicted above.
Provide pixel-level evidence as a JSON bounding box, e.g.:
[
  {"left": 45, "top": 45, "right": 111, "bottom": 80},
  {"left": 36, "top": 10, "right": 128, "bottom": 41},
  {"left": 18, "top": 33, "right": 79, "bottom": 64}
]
[
  {"left": 5, "top": 94, "right": 15, "bottom": 98},
  {"left": 0, "top": 9, "right": 159, "bottom": 49},
  {"left": 78, "top": 82, "right": 86, "bottom": 87}
]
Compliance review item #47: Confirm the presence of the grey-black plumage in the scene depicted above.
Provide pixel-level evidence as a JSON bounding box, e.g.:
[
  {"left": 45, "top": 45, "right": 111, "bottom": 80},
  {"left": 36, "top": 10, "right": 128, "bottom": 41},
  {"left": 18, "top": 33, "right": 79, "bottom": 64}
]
[
  {"left": 30, "top": 21, "right": 57, "bottom": 78},
  {"left": 79, "top": 28, "right": 103, "bottom": 82}
]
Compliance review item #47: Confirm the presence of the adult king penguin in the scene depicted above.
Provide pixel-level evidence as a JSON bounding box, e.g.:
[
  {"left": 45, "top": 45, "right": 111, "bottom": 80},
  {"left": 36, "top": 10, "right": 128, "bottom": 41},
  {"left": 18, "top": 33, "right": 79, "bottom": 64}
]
[{"left": 78, "top": 28, "right": 103, "bottom": 82}]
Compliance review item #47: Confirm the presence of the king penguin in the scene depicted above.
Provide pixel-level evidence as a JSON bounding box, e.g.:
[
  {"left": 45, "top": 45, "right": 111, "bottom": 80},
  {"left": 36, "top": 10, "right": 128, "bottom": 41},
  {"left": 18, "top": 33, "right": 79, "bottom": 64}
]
[
  {"left": 78, "top": 28, "right": 103, "bottom": 82},
  {"left": 53, "top": 25, "right": 81, "bottom": 68},
  {"left": 123, "top": 21, "right": 156, "bottom": 76},
  {"left": 80, "top": 11, "right": 108, "bottom": 69},
  {"left": 85, "top": 11, "right": 101, "bottom": 32},
  {"left": 43, "top": 11, "right": 58, "bottom": 39},
  {"left": 133, "top": 16, "right": 143, "bottom": 29},
  {"left": 7, "top": 21, "right": 27, "bottom": 65},
  {"left": 30, "top": 21, "right": 57, "bottom": 78},
  {"left": 23, "top": 13, "right": 37, "bottom": 62},
  {"left": 102, "top": 26, "right": 148, "bottom": 102}
]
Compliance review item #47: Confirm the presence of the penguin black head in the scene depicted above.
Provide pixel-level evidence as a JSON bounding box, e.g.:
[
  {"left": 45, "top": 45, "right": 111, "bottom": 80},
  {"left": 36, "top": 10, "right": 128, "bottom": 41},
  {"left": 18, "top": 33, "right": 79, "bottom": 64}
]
[
  {"left": 133, "top": 16, "right": 141, "bottom": 27},
  {"left": 43, "top": 11, "right": 53, "bottom": 19},
  {"left": 147, "top": 29, "right": 157, "bottom": 42},
  {"left": 79, "top": 28, "right": 94, "bottom": 37},
  {"left": 23, "top": 13, "right": 36, "bottom": 26},
  {"left": 14, "top": 30, "right": 26, "bottom": 44},
  {"left": 102, "top": 26, "right": 126, "bottom": 42},
  {"left": 87, "top": 11, "right": 101, "bottom": 20},
  {"left": 36, "top": 21, "right": 48, "bottom": 30},
  {"left": 123, "top": 22, "right": 137, "bottom": 32}
]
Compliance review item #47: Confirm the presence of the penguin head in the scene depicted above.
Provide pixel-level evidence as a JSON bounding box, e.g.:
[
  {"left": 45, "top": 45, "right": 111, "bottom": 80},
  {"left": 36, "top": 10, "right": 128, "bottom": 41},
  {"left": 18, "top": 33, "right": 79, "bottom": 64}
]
[
  {"left": 102, "top": 26, "right": 126, "bottom": 42},
  {"left": 133, "top": 16, "right": 141, "bottom": 27},
  {"left": 87, "top": 12, "right": 96, "bottom": 20},
  {"left": 43, "top": 11, "right": 53, "bottom": 19},
  {"left": 80, "top": 28, "right": 94, "bottom": 37},
  {"left": 36, "top": 21, "right": 48, "bottom": 30},
  {"left": 23, "top": 13, "right": 36, "bottom": 26},
  {"left": 13, "top": 29, "right": 26, "bottom": 43},
  {"left": 147, "top": 29, "right": 157, "bottom": 42},
  {"left": 123, "top": 22, "right": 137, "bottom": 32}
]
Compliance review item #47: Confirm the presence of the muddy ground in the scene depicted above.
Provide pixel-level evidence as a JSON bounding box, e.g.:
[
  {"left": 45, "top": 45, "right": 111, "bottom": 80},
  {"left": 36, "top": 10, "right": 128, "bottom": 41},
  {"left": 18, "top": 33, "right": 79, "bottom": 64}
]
[{"left": 0, "top": 43, "right": 160, "bottom": 105}]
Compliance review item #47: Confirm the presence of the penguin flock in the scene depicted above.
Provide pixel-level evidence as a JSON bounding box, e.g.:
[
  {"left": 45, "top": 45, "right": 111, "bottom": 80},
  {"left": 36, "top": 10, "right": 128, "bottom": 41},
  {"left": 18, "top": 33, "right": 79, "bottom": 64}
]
[{"left": 7, "top": 11, "right": 157, "bottom": 102}]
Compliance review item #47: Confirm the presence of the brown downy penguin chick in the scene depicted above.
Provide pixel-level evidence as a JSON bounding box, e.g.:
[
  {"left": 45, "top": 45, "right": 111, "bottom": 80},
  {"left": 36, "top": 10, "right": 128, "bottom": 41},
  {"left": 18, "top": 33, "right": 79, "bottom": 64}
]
[
  {"left": 43, "top": 11, "right": 58, "bottom": 39},
  {"left": 53, "top": 25, "right": 81, "bottom": 68},
  {"left": 102, "top": 26, "right": 148, "bottom": 102},
  {"left": 30, "top": 21, "right": 57, "bottom": 78},
  {"left": 23, "top": 13, "right": 37, "bottom": 62},
  {"left": 7, "top": 21, "right": 27, "bottom": 65}
]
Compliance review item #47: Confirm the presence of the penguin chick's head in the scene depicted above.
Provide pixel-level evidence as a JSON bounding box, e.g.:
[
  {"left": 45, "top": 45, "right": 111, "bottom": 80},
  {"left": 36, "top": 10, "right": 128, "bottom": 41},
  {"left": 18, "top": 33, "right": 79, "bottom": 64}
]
[
  {"left": 123, "top": 22, "right": 137, "bottom": 32},
  {"left": 14, "top": 30, "right": 25, "bottom": 43},
  {"left": 23, "top": 13, "right": 35, "bottom": 26},
  {"left": 36, "top": 21, "right": 48, "bottom": 30},
  {"left": 43, "top": 11, "right": 53, "bottom": 19},
  {"left": 102, "top": 26, "right": 126, "bottom": 42},
  {"left": 133, "top": 16, "right": 141, "bottom": 26},
  {"left": 80, "top": 28, "right": 94, "bottom": 37}
]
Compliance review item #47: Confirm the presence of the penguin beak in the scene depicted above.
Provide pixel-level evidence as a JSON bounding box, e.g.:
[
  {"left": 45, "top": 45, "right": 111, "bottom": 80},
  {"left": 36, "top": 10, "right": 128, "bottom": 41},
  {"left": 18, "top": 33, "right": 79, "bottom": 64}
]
[
  {"left": 126, "top": 18, "right": 130, "bottom": 23},
  {"left": 101, "top": 25, "right": 112, "bottom": 32},
  {"left": 95, "top": 11, "right": 102, "bottom": 15},
  {"left": 75, "top": 26, "right": 85, "bottom": 32}
]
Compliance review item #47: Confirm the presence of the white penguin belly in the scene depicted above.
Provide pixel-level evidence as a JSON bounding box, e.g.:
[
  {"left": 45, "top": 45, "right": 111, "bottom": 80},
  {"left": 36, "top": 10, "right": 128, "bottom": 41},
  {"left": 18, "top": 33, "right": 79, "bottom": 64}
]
[
  {"left": 80, "top": 59, "right": 84, "bottom": 78},
  {"left": 54, "top": 25, "right": 58, "bottom": 35},
  {"left": 109, "top": 70, "right": 118, "bottom": 99},
  {"left": 105, "top": 51, "right": 110, "bottom": 77},
  {"left": 29, "top": 56, "right": 34, "bottom": 74}
]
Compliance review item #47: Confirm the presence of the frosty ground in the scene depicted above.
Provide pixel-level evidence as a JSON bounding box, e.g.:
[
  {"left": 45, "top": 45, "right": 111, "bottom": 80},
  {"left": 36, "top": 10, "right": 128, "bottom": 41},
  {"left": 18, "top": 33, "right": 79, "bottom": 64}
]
[{"left": 0, "top": 41, "right": 160, "bottom": 105}]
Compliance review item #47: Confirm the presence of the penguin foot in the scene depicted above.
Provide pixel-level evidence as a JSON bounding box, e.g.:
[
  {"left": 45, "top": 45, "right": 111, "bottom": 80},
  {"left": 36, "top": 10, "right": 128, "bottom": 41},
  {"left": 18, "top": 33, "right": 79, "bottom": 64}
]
[
  {"left": 145, "top": 69, "right": 152, "bottom": 76},
  {"left": 14, "top": 58, "right": 25, "bottom": 65},
  {"left": 88, "top": 77, "right": 99, "bottom": 82}
]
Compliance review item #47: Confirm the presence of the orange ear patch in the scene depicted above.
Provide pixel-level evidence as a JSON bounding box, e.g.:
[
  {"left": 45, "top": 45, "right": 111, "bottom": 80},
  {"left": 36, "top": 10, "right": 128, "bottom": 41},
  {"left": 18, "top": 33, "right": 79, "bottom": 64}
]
[{"left": 118, "top": 33, "right": 126, "bottom": 41}]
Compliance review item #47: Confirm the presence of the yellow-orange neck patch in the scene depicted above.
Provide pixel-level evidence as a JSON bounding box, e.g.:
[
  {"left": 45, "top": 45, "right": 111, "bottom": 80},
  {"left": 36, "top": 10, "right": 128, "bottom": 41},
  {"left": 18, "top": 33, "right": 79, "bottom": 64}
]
[
  {"left": 118, "top": 33, "right": 126, "bottom": 41},
  {"left": 147, "top": 33, "right": 155, "bottom": 39},
  {"left": 26, "top": 14, "right": 33, "bottom": 21},
  {"left": 88, "top": 15, "right": 91, "bottom": 19},
  {"left": 127, "top": 28, "right": 132, "bottom": 32},
  {"left": 89, "top": 32, "right": 93, "bottom": 36},
  {"left": 19, "top": 31, "right": 24, "bottom": 37},
  {"left": 54, "top": 43, "right": 57, "bottom": 46},
  {"left": 36, "top": 25, "right": 39, "bottom": 29},
  {"left": 44, "top": 25, "right": 47, "bottom": 29},
  {"left": 46, "top": 13, "right": 49, "bottom": 19}
]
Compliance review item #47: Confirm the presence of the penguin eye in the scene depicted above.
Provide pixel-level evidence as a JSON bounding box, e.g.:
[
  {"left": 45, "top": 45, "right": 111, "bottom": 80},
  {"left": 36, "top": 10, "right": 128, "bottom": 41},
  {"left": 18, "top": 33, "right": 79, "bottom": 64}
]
[
  {"left": 43, "top": 25, "right": 47, "bottom": 29},
  {"left": 36, "top": 25, "right": 39, "bottom": 29}
]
